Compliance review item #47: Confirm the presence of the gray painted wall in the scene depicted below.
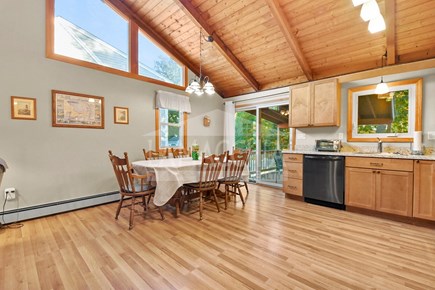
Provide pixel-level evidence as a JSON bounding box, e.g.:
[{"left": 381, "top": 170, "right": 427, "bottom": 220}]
[{"left": 0, "top": 0, "right": 224, "bottom": 210}]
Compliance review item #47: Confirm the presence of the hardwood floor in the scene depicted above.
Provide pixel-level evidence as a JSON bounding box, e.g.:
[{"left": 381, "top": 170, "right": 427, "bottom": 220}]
[{"left": 1, "top": 185, "right": 435, "bottom": 289}]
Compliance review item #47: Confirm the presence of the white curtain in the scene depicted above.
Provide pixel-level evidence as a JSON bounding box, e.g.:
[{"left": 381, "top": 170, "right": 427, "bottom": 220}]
[
  {"left": 155, "top": 90, "right": 191, "bottom": 113},
  {"left": 223, "top": 101, "right": 236, "bottom": 153}
]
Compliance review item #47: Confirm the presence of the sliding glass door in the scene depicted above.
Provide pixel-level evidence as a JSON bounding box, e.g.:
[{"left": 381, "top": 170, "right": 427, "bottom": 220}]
[{"left": 235, "top": 103, "right": 289, "bottom": 186}]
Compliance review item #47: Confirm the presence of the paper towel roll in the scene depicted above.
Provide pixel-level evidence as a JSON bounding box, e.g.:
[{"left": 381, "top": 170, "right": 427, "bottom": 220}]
[{"left": 413, "top": 131, "right": 422, "bottom": 152}]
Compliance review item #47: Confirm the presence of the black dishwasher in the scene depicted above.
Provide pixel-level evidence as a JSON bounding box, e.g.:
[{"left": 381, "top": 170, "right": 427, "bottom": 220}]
[{"left": 303, "top": 155, "right": 345, "bottom": 209}]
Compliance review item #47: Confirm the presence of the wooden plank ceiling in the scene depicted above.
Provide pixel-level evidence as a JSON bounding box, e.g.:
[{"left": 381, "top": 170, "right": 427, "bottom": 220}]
[{"left": 112, "top": 0, "right": 435, "bottom": 97}]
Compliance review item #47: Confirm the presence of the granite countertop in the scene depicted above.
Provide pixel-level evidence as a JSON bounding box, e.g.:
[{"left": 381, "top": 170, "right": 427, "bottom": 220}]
[{"left": 282, "top": 150, "right": 435, "bottom": 161}]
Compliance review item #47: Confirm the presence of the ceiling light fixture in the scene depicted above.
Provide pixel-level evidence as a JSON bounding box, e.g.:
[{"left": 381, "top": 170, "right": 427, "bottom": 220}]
[
  {"left": 352, "top": 0, "right": 385, "bottom": 33},
  {"left": 360, "top": 0, "right": 381, "bottom": 22},
  {"left": 375, "top": 52, "right": 389, "bottom": 94},
  {"left": 185, "top": 31, "right": 215, "bottom": 96},
  {"left": 352, "top": 0, "right": 370, "bottom": 7},
  {"left": 368, "top": 14, "right": 386, "bottom": 33}
]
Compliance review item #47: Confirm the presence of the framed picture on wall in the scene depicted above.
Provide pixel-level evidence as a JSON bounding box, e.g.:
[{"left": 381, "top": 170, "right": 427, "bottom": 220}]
[
  {"left": 11, "top": 96, "right": 37, "bottom": 120},
  {"left": 114, "top": 107, "right": 129, "bottom": 124},
  {"left": 52, "top": 90, "right": 104, "bottom": 129}
]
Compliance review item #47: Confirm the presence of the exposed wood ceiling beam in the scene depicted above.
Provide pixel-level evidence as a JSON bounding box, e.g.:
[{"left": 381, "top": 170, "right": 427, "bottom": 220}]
[
  {"left": 264, "top": 0, "right": 313, "bottom": 81},
  {"left": 398, "top": 48, "right": 435, "bottom": 64},
  {"left": 173, "top": 0, "right": 260, "bottom": 92},
  {"left": 104, "top": 0, "right": 200, "bottom": 78},
  {"left": 338, "top": 58, "right": 435, "bottom": 83},
  {"left": 385, "top": 0, "right": 396, "bottom": 65}
]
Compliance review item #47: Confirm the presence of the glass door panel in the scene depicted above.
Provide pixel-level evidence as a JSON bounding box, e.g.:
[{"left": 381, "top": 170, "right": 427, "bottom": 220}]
[
  {"left": 235, "top": 110, "right": 256, "bottom": 181},
  {"left": 258, "top": 105, "right": 289, "bottom": 184}
]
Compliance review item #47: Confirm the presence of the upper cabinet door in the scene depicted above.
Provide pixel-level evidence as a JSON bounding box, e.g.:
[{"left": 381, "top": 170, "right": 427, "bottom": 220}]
[
  {"left": 312, "top": 78, "right": 340, "bottom": 126},
  {"left": 289, "top": 84, "right": 311, "bottom": 127},
  {"left": 289, "top": 78, "right": 340, "bottom": 128}
]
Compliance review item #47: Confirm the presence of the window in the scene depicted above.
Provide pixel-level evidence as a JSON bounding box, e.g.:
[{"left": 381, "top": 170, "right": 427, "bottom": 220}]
[
  {"left": 46, "top": 0, "right": 187, "bottom": 90},
  {"left": 138, "top": 30, "right": 184, "bottom": 86},
  {"left": 157, "top": 109, "right": 187, "bottom": 149},
  {"left": 348, "top": 78, "right": 422, "bottom": 142},
  {"left": 54, "top": 0, "right": 129, "bottom": 71}
]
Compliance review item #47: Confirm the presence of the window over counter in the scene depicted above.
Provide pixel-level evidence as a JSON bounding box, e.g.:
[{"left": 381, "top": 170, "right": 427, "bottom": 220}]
[
  {"left": 46, "top": 0, "right": 187, "bottom": 90},
  {"left": 347, "top": 78, "right": 422, "bottom": 142}
]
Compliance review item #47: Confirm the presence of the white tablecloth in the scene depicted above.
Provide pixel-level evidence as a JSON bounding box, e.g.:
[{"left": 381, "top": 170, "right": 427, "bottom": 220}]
[
  {"left": 132, "top": 157, "right": 249, "bottom": 207},
  {"left": 132, "top": 158, "right": 203, "bottom": 206}
]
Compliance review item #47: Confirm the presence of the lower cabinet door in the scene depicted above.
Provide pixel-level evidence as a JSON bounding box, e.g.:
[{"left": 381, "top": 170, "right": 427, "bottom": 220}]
[
  {"left": 345, "top": 167, "right": 376, "bottom": 210},
  {"left": 376, "top": 170, "right": 413, "bottom": 216},
  {"left": 414, "top": 160, "right": 435, "bottom": 221},
  {"left": 283, "top": 178, "right": 303, "bottom": 196}
]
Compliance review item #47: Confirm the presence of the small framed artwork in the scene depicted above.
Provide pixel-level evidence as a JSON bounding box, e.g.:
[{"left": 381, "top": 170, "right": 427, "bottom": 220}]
[
  {"left": 203, "top": 115, "right": 211, "bottom": 127},
  {"left": 52, "top": 90, "right": 104, "bottom": 129},
  {"left": 114, "top": 106, "right": 129, "bottom": 124},
  {"left": 11, "top": 96, "right": 37, "bottom": 120}
]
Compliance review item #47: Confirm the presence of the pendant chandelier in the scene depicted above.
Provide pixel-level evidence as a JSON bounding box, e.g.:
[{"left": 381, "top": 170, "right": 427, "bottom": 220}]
[
  {"left": 375, "top": 52, "right": 389, "bottom": 95},
  {"left": 185, "top": 30, "right": 215, "bottom": 96}
]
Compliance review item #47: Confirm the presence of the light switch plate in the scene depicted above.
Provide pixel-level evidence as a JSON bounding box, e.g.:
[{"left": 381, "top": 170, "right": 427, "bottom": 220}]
[{"left": 428, "top": 131, "right": 435, "bottom": 140}]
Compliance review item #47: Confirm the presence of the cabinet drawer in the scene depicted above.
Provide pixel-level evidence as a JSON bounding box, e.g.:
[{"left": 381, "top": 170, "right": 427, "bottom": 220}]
[
  {"left": 283, "top": 162, "right": 303, "bottom": 179},
  {"left": 283, "top": 178, "right": 303, "bottom": 196},
  {"left": 346, "top": 157, "right": 413, "bottom": 172},
  {"left": 283, "top": 154, "right": 303, "bottom": 163}
]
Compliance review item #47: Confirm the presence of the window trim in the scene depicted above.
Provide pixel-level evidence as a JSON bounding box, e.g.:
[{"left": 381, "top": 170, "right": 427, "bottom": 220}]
[
  {"left": 155, "top": 109, "right": 188, "bottom": 151},
  {"left": 45, "top": 0, "right": 188, "bottom": 91}
]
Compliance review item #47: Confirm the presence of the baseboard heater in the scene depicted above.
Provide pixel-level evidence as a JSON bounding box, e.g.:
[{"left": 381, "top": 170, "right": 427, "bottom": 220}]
[{"left": 1, "top": 191, "right": 119, "bottom": 224}]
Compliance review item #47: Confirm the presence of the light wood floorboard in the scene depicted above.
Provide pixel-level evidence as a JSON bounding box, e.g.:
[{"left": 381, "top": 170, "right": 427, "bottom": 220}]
[{"left": 1, "top": 185, "right": 435, "bottom": 289}]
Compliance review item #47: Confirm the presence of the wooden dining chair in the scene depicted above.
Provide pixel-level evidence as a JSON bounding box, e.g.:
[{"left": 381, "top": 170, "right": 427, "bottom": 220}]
[
  {"left": 159, "top": 148, "right": 169, "bottom": 159},
  {"left": 143, "top": 149, "right": 160, "bottom": 160},
  {"left": 182, "top": 152, "right": 226, "bottom": 220},
  {"left": 109, "top": 150, "right": 164, "bottom": 229},
  {"left": 231, "top": 148, "right": 251, "bottom": 196},
  {"left": 172, "top": 148, "right": 190, "bottom": 158},
  {"left": 218, "top": 150, "right": 249, "bottom": 209}
]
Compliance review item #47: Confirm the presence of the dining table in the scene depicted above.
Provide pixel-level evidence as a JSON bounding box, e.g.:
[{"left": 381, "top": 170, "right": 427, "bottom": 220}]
[
  {"left": 131, "top": 157, "right": 249, "bottom": 213},
  {"left": 132, "top": 157, "right": 203, "bottom": 207}
]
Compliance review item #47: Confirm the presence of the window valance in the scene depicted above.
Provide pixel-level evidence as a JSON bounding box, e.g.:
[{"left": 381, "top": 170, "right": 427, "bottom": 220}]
[{"left": 155, "top": 90, "right": 191, "bottom": 113}]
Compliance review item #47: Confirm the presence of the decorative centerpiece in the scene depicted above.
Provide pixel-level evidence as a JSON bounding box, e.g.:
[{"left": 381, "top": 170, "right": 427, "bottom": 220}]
[{"left": 191, "top": 143, "right": 200, "bottom": 160}]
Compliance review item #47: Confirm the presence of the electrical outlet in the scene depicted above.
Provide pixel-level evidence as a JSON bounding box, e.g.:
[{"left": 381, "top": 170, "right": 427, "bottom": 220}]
[
  {"left": 428, "top": 131, "right": 435, "bottom": 140},
  {"left": 4, "top": 187, "right": 16, "bottom": 200},
  {"left": 338, "top": 133, "right": 344, "bottom": 140}
]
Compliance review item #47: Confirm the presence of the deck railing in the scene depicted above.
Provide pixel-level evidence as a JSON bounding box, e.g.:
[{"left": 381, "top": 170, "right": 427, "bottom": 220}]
[{"left": 247, "top": 150, "right": 282, "bottom": 181}]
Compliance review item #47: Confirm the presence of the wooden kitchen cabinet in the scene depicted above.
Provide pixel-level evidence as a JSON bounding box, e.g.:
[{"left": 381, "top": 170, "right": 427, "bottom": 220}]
[
  {"left": 345, "top": 167, "right": 376, "bottom": 210},
  {"left": 283, "top": 154, "right": 303, "bottom": 196},
  {"left": 345, "top": 157, "right": 413, "bottom": 216},
  {"left": 289, "top": 78, "right": 340, "bottom": 128},
  {"left": 413, "top": 160, "right": 435, "bottom": 221}
]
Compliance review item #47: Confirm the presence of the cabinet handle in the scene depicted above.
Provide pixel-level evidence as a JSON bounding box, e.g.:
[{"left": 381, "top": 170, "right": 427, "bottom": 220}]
[
  {"left": 288, "top": 185, "right": 297, "bottom": 190},
  {"left": 288, "top": 157, "right": 297, "bottom": 160},
  {"left": 369, "top": 162, "right": 383, "bottom": 167},
  {"left": 372, "top": 170, "right": 376, "bottom": 173},
  {"left": 377, "top": 171, "right": 381, "bottom": 174},
  {"left": 289, "top": 170, "right": 297, "bottom": 173},
  {"left": 416, "top": 160, "right": 420, "bottom": 163}
]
